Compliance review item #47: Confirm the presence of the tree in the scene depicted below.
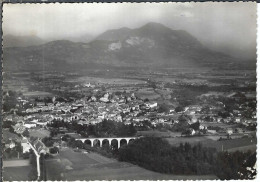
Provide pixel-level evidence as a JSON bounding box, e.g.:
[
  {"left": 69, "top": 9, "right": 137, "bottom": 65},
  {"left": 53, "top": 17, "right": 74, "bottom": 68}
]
[
  {"left": 175, "top": 106, "right": 184, "bottom": 113},
  {"left": 50, "top": 129, "right": 58, "bottom": 137},
  {"left": 128, "top": 123, "right": 136, "bottom": 136},
  {"left": 190, "top": 122, "right": 200, "bottom": 131},
  {"left": 178, "top": 115, "right": 190, "bottom": 123},
  {"left": 75, "top": 140, "right": 84, "bottom": 149},
  {"left": 173, "top": 115, "right": 190, "bottom": 132},
  {"left": 158, "top": 104, "right": 170, "bottom": 113},
  {"left": 22, "top": 129, "right": 30, "bottom": 137},
  {"left": 23, "top": 152, "right": 30, "bottom": 159},
  {"left": 15, "top": 143, "right": 23, "bottom": 153},
  {"left": 42, "top": 137, "right": 54, "bottom": 147},
  {"left": 3, "top": 120, "right": 14, "bottom": 128},
  {"left": 144, "top": 98, "right": 149, "bottom": 102},
  {"left": 9, "top": 127, "right": 15, "bottom": 133},
  {"left": 118, "top": 138, "right": 216, "bottom": 175},
  {"left": 214, "top": 151, "right": 256, "bottom": 180},
  {"left": 28, "top": 168, "right": 38, "bottom": 181},
  {"left": 181, "top": 129, "right": 193, "bottom": 136},
  {"left": 49, "top": 147, "right": 59, "bottom": 154}
]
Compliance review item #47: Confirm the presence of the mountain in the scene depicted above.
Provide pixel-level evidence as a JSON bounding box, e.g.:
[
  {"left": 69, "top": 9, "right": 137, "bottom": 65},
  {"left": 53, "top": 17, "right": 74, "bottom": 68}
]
[
  {"left": 96, "top": 27, "right": 132, "bottom": 41},
  {"left": 3, "top": 22, "right": 237, "bottom": 71},
  {"left": 65, "top": 33, "right": 95, "bottom": 43},
  {"left": 3, "top": 34, "right": 45, "bottom": 48}
]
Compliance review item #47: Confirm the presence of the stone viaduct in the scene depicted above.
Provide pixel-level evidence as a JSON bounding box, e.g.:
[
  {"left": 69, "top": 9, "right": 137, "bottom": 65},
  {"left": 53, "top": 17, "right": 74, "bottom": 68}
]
[{"left": 75, "top": 137, "right": 137, "bottom": 149}]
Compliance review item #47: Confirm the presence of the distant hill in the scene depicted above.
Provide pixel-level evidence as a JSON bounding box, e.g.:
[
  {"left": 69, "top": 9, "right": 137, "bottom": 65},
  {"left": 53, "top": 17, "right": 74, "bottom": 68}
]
[
  {"left": 96, "top": 27, "right": 132, "bottom": 41},
  {"left": 65, "top": 33, "right": 95, "bottom": 43},
  {"left": 3, "top": 34, "right": 45, "bottom": 48},
  {"left": 3, "top": 22, "right": 239, "bottom": 71}
]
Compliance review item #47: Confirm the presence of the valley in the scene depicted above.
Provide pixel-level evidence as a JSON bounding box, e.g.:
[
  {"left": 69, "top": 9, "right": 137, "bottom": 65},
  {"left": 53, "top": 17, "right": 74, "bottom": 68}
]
[{"left": 2, "top": 21, "right": 256, "bottom": 181}]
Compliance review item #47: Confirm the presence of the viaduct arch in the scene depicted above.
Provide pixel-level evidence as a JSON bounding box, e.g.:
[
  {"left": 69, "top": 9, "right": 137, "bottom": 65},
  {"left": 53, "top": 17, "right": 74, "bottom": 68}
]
[{"left": 75, "top": 137, "right": 137, "bottom": 149}]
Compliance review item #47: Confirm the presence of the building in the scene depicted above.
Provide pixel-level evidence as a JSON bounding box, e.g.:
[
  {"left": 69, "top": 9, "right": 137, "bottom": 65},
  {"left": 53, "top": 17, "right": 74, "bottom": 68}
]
[
  {"left": 146, "top": 102, "right": 157, "bottom": 109},
  {"left": 31, "top": 138, "right": 49, "bottom": 155},
  {"left": 21, "top": 138, "right": 31, "bottom": 153},
  {"left": 5, "top": 140, "right": 16, "bottom": 149},
  {"left": 207, "top": 130, "right": 217, "bottom": 134},
  {"left": 226, "top": 128, "right": 233, "bottom": 135},
  {"left": 24, "top": 122, "right": 37, "bottom": 128}
]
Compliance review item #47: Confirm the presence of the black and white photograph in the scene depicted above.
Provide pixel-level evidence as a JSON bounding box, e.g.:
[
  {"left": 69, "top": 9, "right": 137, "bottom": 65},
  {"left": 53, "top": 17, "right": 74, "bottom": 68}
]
[{"left": 1, "top": 2, "right": 257, "bottom": 181}]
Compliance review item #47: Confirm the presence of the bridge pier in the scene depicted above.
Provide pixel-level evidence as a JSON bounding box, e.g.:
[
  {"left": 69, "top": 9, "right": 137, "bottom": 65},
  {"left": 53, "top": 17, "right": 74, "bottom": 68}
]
[
  {"left": 118, "top": 140, "right": 121, "bottom": 149},
  {"left": 99, "top": 139, "right": 104, "bottom": 147},
  {"left": 108, "top": 139, "right": 112, "bottom": 147},
  {"left": 89, "top": 139, "right": 95, "bottom": 147}
]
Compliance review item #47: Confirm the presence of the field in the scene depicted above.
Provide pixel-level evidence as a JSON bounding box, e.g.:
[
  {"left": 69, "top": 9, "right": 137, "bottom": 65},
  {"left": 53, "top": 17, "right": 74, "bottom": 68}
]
[
  {"left": 3, "top": 159, "right": 30, "bottom": 167},
  {"left": 166, "top": 136, "right": 257, "bottom": 152},
  {"left": 200, "top": 91, "right": 225, "bottom": 97},
  {"left": 137, "top": 130, "right": 182, "bottom": 137},
  {"left": 45, "top": 148, "right": 217, "bottom": 180},
  {"left": 138, "top": 130, "right": 257, "bottom": 153},
  {"left": 67, "top": 76, "right": 146, "bottom": 85},
  {"left": 3, "top": 165, "right": 32, "bottom": 181},
  {"left": 227, "top": 144, "right": 256, "bottom": 153},
  {"left": 3, "top": 129, "right": 21, "bottom": 142},
  {"left": 202, "top": 122, "right": 240, "bottom": 129},
  {"left": 29, "top": 129, "right": 50, "bottom": 138},
  {"left": 135, "top": 88, "right": 161, "bottom": 100},
  {"left": 23, "top": 91, "right": 53, "bottom": 97},
  {"left": 166, "top": 136, "right": 212, "bottom": 146}
]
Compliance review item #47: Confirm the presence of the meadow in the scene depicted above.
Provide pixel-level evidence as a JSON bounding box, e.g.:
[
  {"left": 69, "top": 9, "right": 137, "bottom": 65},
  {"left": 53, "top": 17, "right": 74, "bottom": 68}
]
[
  {"left": 45, "top": 148, "right": 217, "bottom": 180},
  {"left": 67, "top": 76, "right": 146, "bottom": 85},
  {"left": 29, "top": 129, "right": 50, "bottom": 138},
  {"left": 166, "top": 136, "right": 257, "bottom": 152},
  {"left": 137, "top": 130, "right": 182, "bottom": 138},
  {"left": 3, "top": 165, "right": 32, "bottom": 181},
  {"left": 135, "top": 88, "right": 161, "bottom": 100},
  {"left": 23, "top": 91, "right": 53, "bottom": 97}
]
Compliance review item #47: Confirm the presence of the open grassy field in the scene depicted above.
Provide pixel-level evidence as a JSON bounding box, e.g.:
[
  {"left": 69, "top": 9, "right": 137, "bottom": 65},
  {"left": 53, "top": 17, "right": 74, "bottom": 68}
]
[
  {"left": 227, "top": 144, "right": 256, "bottom": 153},
  {"left": 3, "top": 159, "right": 30, "bottom": 167},
  {"left": 45, "top": 148, "right": 110, "bottom": 180},
  {"left": 29, "top": 129, "right": 50, "bottom": 138},
  {"left": 45, "top": 148, "right": 217, "bottom": 180},
  {"left": 64, "top": 163, "right": 217, "bottom": 180},
  {"left": 166, "top": 136, "right": 212, "bottom": 146},
  {"left": 23, "top": 91, "right": 53, "bottom": 97},
  {"left": 135, "top": 88, "right": 161, "bottom": 100},
  {"left": 68, "top": 76, "right": 146, "bottom": 85},
  {"left": 166, "top": 136, "right": 257, "bottom": 152},
  {"left": 3, "top": 129, "right": 21, "bottom": 142},
  {"left": 202, "top": 122, "right": 239, "bottom": 129},
  {"left": 3, "top": 165, "right": 32, "bottom": 181},
  {"left": 137, "top": 130, "right": 182, "bottom": 137}
]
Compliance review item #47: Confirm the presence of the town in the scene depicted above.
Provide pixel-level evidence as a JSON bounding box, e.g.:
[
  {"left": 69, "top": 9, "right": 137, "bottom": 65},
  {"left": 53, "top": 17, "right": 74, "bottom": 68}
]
[
  {"left": 2, "top": 68, "right": 257, "bottom": 180},
  {"left": 2, "top": 2, "right": 257, "bottom": 181}
]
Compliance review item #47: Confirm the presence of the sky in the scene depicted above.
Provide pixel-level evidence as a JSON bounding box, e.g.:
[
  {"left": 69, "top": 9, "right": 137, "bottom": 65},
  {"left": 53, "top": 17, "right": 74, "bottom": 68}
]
[{"left": 3, "top": 2, "right": 257, "bottom": 60}]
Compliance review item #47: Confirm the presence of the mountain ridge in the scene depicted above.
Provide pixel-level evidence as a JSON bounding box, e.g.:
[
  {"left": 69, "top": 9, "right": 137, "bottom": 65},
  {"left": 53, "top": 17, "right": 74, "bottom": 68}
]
[
  {"left": 3, "top": 34, "right": 45, "bottom": 48},
  {"left": 3, "top": 22, "right": 239, "bottom": 71}
]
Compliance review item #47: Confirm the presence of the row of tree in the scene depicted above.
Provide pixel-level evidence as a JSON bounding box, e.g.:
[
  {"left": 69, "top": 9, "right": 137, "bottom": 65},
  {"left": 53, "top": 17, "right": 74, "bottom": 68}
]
[
  {"left": 117, "top": 137, "right": 256, "bottom": 179},
  {"left": 48, "top": 119, "right": 137, "bottom": 137}
]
